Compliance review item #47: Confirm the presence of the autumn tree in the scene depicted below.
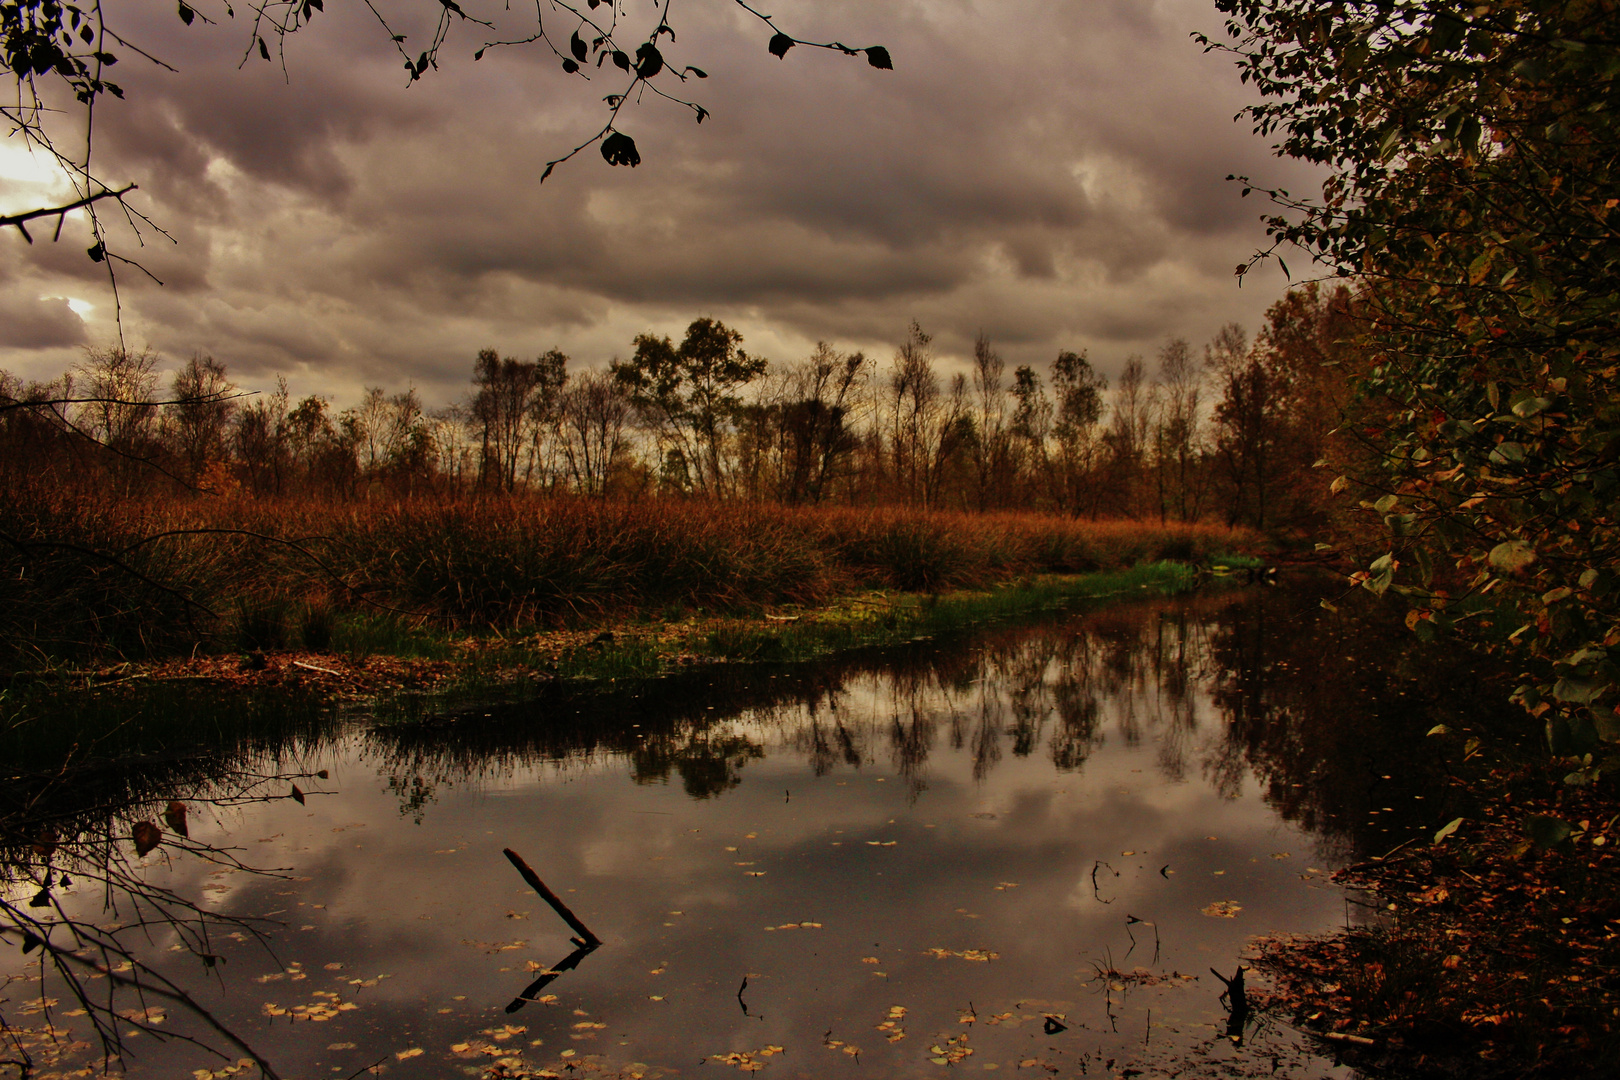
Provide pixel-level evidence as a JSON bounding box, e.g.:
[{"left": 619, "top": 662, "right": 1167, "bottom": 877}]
[
  {"left": 1207, "top": 0, "right": 1620, "bottom": 742},
  {"left": 1105, "top": 356, "right": 1152, "bottom": 517},
  {"left": 162, "top": 354, "right": 237, "bottom": 485},
  {"left": 883, "top": 322, "right": 969, "bottom": 508},
  {"left": 1010, "top": 364, "right": 1054, "bottom": 508},
  {"left": 1207, "top": 323, "right": 1294, "bottom": 530},
  {"left": 969, "top": 335, "right": 1014, "bottom": 511},
  {"left": 1048, "top": 350, "right": 1107, "bottom": 517},
  {"left": 234, "top": 377, "right": 291, "bottom": 495},
  {"left": 1150, "top": 338, "right": 1206, "bottom": 523},
  {"left": 76, "top": 346, "right": 157, "bottom": 461},
  {"left": 471, "top": 348, "right": 567, "bottom": 492},
  {"left": 613, "top": 318, "right": 766, "bottom": 498}
]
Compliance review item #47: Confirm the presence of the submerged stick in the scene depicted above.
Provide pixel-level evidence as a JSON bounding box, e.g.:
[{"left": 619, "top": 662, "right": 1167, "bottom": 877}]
[{"left": 503, "top": 848, "right": 602, "bottom": 947}]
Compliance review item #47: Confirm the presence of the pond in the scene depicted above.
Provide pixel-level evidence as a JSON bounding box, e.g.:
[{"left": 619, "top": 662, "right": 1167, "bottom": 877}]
[{"left": 1, "top": 584, "right": 1510, "bottom": 1080}]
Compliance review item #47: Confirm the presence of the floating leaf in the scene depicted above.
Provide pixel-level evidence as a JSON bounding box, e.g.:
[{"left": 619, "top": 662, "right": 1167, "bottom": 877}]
[
  {"left": 165, "top": 800, "right": 189, "bottom": 837},
  {"left": 133, "top": 821, "right": 162, "bottom": 856},
  {"left": 290, "top": 784, "right": 306, "bottom": 805},
  {"left": 1200, "top": 900, "right": 1242, "bottom": 918}
]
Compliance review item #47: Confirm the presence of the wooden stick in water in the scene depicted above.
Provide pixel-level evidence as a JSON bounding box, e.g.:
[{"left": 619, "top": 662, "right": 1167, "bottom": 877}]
[{"left": 503, "top": 848, "right": 602, "bottom": 947}]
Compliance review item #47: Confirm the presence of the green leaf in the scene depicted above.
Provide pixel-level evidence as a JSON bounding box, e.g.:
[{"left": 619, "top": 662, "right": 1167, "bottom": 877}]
[
  {"left": 1427, "top": 724, "right": 1452, "bottom": 736},
  {"left": 1434, "top": 817, "right": 1463, "bottom": 843},
  {"left": 1525, "top": 815, "right": 1573, "bottom": 849},
  {"left": 1552, "top": 677, "right": 1603, "bottom": 704},
  {"left": 1511, "top": 396, "right": 1552, "bottom": 418},
  {"left": 1488, "top": 540, "right": 1535, "bottom": 573}
]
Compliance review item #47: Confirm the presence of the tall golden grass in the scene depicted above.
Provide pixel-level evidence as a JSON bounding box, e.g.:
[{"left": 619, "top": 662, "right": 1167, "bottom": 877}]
[{"left": 1, "top": 489, "right": 1256, "bottom": 661}]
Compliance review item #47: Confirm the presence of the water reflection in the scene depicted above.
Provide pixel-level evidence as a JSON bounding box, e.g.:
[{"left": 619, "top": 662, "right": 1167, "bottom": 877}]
[{"left": 0, "top": 585, "right": 1517, "bottom": 1079}]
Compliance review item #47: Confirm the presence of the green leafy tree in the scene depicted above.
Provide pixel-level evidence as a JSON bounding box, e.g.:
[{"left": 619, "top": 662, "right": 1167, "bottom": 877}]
[
  {"left": 612, "top": 317, "right": 766, "bottom": 497},
  {"left": 1206, "top": 2, "right": 1620, "bottom": 749}
]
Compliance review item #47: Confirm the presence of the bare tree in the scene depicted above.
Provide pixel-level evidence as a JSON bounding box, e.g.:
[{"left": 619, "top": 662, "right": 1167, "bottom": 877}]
[
  {"left": 234, "top": 377, "right": 290, "bottom": 495},
  {"left": 164, "top": 355, "right": 238, "bottom": 485},
  {"left": 560, "top": 370, "right": 631, "bottom": 496},
  {"left": 77, "top": 346, "right": 158, "bottom": 455},
  {"left": 884, "top": 322, "right": 966, "bottom": 507},
  {"left": 1049, "top": 350, "right": 1107, "bottom": 517},
  {"left": 1105, "top": 355, "right": 1155, "bottom": 517},
  {"left": 1010, "top": 364, "right": 1053, "bottom": 507},
  {"left": 969, "top": 334, "right": 1012, "bottom": 511},
  {"left": 470, "top": 350, "right": 567, "bottom": 492},
  {"left": 1150, "top": 338, "right": 1206, "bottom": 522}
]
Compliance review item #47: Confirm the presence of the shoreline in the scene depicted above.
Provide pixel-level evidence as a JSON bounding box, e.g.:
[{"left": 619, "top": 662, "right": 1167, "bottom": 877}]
[
  {"left": 7, "top": 560, "right": 1243, "bottom": 705},
  {"left": 1249, "top": 758, "right": 1620, "bottom": 1078}
]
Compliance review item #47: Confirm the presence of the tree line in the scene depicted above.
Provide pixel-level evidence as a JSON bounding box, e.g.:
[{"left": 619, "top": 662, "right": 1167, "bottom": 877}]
[{"left": 0, "top": 283, "right": 1354, "bottom": 532}]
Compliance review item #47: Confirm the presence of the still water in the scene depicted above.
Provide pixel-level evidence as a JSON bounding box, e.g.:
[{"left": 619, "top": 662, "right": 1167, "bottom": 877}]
[{"left": 3, "top": 587, "right": 1499, "bottom": 1079}]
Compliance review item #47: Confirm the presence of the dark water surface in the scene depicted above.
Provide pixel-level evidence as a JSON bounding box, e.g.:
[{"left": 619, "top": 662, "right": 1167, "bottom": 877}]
[{"left": 3, "top": 586, "right": 1509, "bottom": 1079}]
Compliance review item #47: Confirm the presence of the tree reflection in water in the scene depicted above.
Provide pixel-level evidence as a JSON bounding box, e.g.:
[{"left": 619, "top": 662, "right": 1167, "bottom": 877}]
[
  {"left": 1, "top": 683, "right": 341, "bottom": 1077},
  {"left": 366, "top": 585, "right": 1510, "bottom": 855},
  {"left": 0, "top": 584, "right": 1518, "bottom": 1077}
]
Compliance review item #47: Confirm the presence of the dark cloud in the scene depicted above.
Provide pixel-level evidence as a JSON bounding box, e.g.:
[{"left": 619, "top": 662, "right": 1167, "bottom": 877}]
[
  {"left": 0, "top": 293, "right": 88, "bottom": 350},
  {"left": 0, "top": 0, "right": 1324, "bottom": 399}
]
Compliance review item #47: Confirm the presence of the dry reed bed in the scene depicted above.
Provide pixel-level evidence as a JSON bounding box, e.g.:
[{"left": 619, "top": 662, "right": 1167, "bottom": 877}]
[{"left": 1, "top": 491, "right": 1255, "bottom": 657}]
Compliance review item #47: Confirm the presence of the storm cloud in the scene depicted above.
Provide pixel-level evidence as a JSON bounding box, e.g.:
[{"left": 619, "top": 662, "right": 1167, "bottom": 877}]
[{"left": 0, "top": 0, "right": 1321, "bottom": 405}]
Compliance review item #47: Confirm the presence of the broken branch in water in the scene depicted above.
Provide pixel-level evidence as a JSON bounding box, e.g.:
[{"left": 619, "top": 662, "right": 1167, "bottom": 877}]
[
  {"left": 1210, "top": 965, "right": 1251, "bottom": 1045},
  {"left": 503, "top": 847, "right": 602, "bottom": 947}
]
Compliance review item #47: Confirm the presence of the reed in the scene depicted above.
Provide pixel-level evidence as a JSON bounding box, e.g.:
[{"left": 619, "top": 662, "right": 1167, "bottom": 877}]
[{"left": 1, "top": 488, "right": 1256, "bottom": 665}]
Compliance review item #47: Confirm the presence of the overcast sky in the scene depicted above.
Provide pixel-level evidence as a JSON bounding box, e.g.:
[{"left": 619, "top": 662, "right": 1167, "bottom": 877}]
[{"left": 0, "top": 0, "right": 1322, "bottom": 407}]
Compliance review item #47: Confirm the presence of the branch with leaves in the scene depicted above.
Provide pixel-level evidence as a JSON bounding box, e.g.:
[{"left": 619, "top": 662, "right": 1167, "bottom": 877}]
[{"left": 1, "top": 0, "right": 890, "bottom": 337}]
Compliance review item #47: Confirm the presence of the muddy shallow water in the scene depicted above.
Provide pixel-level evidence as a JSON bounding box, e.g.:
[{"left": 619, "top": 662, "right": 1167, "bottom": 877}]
[{"left": 3, "top": 586, "right": 1503, "bottom": 1079}]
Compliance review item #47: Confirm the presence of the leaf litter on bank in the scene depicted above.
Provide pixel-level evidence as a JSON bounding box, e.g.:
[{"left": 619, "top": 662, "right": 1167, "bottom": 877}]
[{"left": 1250, "top": 761, "right": 1620, "bottom": 1078}]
